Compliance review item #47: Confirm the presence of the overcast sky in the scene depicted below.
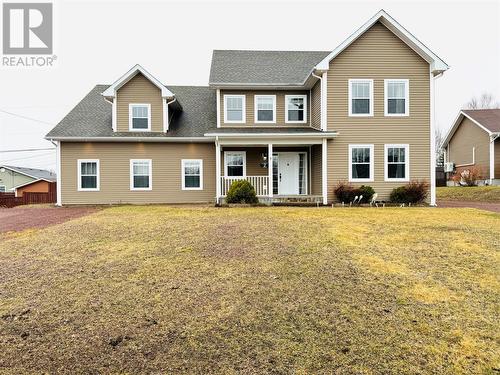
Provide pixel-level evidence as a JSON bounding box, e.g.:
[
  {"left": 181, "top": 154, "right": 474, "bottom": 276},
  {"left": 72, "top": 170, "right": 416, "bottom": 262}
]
[{"left": 1, "top": 0, "right": 499, "bottom": 171}]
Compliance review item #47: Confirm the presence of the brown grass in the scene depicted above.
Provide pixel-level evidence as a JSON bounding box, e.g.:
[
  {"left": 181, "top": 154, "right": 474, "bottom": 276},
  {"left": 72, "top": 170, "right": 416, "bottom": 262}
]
[
  {"left": 0, "top": 206, "right": 499, "bottom": 374},
  {"left": 437, "top": 186, "right": 500, "bottom": 202}
]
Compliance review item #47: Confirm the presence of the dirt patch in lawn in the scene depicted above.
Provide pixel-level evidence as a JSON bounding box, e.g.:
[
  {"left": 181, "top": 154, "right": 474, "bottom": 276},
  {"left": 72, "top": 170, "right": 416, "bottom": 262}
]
[
  {"left": 0, "top": 206, "right": 499, "bottom": 374},
  {"left": 0, "top": 206, "right": 99, "bottom": 233}
]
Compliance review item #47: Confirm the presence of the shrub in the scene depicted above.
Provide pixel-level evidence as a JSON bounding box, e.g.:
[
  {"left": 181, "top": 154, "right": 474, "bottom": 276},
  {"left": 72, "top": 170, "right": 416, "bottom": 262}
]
[
  {"left": 390, "top": 180, "right": 429, "bottom": 204},
  {"left": 358, "top": 185, "right": 375, "bottom": 203},
  {"left": 334, "top": 181, "right": 358, "bottom": 203},
  {"left": 226, "top": 180, "right": 258, "bottom": 204},
  {"left": 334, "top": 182, "right": 375, "bottom": 203},
  {"left": 452, "top": 167, "right": 482, "bottom": 186}
]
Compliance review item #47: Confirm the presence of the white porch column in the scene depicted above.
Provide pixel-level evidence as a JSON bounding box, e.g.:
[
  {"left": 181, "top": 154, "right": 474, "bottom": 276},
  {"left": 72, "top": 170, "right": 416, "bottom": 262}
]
[
  {"left": 215, "top": 141, "right": 221, "bottom": 204},
  {"left": 268, "top": 143, "right": 273, "bottom": 198},
  {"left": 322, "top": 138, "right": 328, "bottom": 205}
]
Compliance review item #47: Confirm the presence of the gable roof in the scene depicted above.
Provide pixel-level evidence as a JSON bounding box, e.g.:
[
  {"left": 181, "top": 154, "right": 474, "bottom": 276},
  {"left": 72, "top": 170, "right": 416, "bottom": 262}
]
[
  {"left": 101, "top": 64, "right": 174, "bottom": 98},
  {"left": 46, "top": 85, "right": 217, "bottom": 139},
  {"left": 442, "top": 109, "right": 500, "bottom": 147},
  {"left": 315, "top": 9, "right": 449, "bottom": 75},
  {"left": 209, "top": 50, "right": 330, "bottom": 88},
  {"left": 1, "top": 165, "right": 56, "bottom": 181},
  {"left": 13, "top": 178, "right": 54, "bottom": 190}
]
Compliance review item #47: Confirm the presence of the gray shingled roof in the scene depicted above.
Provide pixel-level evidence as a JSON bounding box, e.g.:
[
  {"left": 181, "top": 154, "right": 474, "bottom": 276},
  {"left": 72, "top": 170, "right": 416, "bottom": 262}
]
[
  {"left": 2, "top": 165, "right": 56, "bottom": 181},
  {"left": 46, "top": 85, "right": 217, "bottom": 138},
  {"left": 209, "top": 50, "right": 330, "bottom": 86}
]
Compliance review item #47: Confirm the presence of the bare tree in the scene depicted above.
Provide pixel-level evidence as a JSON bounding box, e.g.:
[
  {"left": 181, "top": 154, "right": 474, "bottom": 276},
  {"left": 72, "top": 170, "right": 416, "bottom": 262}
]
[
  {"left": 435, "top": 128, "right": 444, "bottom": 166},
  {"left": 467, "top": 93, "right": 500, "bottom": 109}
]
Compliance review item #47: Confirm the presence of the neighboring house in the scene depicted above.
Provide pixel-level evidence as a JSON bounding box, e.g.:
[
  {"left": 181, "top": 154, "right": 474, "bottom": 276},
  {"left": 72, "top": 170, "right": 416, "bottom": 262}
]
[
  {"left": 45, "top": 10, "right": 448, "bottom": 206},
  {"left": 0, "top": 165, "right": 56, "bottom": 193},
  {"left": 14, "top": 179, "right": 56, "bottom": 197},
  {"left": 442, "top": 109, "right": 500, "bottom": 185}
]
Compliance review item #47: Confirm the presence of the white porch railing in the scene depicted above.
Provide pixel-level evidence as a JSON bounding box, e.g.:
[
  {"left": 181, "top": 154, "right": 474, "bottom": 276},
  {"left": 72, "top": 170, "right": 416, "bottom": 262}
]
[{"left": 221, "top": 176, "right": 269, "bottom": 197}]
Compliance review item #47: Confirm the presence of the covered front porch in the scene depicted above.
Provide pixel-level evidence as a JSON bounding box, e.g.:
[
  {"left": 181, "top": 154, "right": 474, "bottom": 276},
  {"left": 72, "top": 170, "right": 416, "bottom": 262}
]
[{"left": 209, "top": 131, "right": 337, "bottom": 205}]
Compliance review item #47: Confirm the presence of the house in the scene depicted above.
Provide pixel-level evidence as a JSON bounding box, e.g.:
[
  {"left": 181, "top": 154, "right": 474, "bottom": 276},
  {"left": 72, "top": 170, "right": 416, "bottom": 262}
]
[
  {"left": 442, "top": 109, "right": 500, "bottom": 185},
  {"left": 0, "top": 165, "right": 56, "bottom": 193},
  {"left": 45, "top": 10, "right": 448, "bottom": 206}
]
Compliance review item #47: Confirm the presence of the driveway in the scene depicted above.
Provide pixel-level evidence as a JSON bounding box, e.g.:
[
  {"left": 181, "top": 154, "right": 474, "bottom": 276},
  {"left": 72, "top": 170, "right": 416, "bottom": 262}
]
[
  {"left": 0, "top": 206, "right": 99, "bottom": 233},
  {"left": 438, "top": 200, "right": 500, "bottom": 213}
]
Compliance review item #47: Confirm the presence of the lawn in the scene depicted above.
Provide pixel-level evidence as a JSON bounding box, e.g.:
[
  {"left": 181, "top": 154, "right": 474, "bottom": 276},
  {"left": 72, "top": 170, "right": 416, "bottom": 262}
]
[
  {"left": 1, "top": 206, "right": 499, "bottom": 374},
  {"left": 437, "top": 186, "right": 500, "bottom": 202}
]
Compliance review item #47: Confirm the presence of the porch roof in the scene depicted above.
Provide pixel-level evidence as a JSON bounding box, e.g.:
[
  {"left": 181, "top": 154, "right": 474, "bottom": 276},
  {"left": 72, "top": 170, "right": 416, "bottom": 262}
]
[{"left": 205, "top": 128, "right": 338, "bottom": 139}]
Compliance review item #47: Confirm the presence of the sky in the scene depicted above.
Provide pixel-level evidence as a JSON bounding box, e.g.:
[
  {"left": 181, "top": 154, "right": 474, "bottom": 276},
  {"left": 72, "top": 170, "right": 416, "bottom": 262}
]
[{"left": 0, "top": 0, "right": 499, "bottom": 171}]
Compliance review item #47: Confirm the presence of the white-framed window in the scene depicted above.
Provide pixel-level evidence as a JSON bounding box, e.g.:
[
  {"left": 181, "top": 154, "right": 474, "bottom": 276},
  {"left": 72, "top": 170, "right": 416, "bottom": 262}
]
[
  {"left": 348, "top": 144, "right": 374, "bottom": 182},
  {"left": 384, "top": 144, "right": 410, "bottom": 181},
  {"left": 254, "top": 95, "right": 276, "bottom": 123},
  {"left": 348, "top": 79, "right": 373, "bottom": 116},
  {"left": 182, "top": 159, "right": 203, "bottom": 190},
  {"left": 224, "top": 151, "right": 246, "bottom": 177},
  {"left": 130, "top": 159, "right": 152, "bottom": 190},
  {"left": 224, "top": 95, "right": 246, "bottom": 123},
  {"left": 0, "top": 185, "right": 6, "bottom": 192},
  {"left": 129, "top": 103, "right": 151, "bottom": 131},
  {"left": 384, "top": 79, "right": 409, "bottom": 116},
  {"left": 77, "top": 159, "right": 100, "bottom": 191},
  {"left": 285, "top": 95, "right": 307, "bottom": 123}
]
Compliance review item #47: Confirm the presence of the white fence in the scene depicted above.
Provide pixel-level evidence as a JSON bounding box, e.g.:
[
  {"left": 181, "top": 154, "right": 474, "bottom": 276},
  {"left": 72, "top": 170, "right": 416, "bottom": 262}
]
[{"left": 221, "top": 176, "right": 269, "bottom": 197}]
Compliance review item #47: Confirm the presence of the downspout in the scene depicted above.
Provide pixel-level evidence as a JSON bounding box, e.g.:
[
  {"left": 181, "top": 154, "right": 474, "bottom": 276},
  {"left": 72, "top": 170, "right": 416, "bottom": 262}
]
[
  {"left": 490, "top": 133, "right": 499, "bottom": 184},
  {"left": 311, "top": 72, "right": 322, "bottom": 131},
  {"left": 431, "top": 71, "right": 444, "bottom": 206}
]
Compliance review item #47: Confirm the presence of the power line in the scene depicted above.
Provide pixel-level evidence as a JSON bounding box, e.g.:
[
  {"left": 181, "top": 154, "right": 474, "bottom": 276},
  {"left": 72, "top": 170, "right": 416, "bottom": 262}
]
[
  {"left": 0, "top": 151, "right": 55, "bottom": 163},
  {"left": 0, "top": 108, "right": 55, "bottom": 126},
  {"left": 0, "top": 147, "right": 55, "bottom": 153}
]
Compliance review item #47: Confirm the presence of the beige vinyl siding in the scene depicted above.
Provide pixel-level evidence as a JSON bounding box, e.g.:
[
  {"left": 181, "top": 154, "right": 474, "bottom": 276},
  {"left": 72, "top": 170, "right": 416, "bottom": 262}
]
[
  {"left": 448, "top": 117, "right": 490, "bottom": 178},
  {"left": 0, "top": 169, "right": 35, "bottom": 191},
  {"left": 326, "top": 22, "right": 431, "bottom": 201},
  {"left": 310, "top": 81, "right": 321, "bottom": 130},
  {"left": 496, "top": 139, "right": 500, "bottom": 179},
  {"left": 116, "top": 73, "right": 164, "bottom": 132},
  {"left": 220, "top": 90, "right": 310, "bottom": 127},
  {"left": 310, "top": 144, "right": 322, "bottom": 195},
  {"left": 61, "top": 142, "right": 215, "bottom": 204}
]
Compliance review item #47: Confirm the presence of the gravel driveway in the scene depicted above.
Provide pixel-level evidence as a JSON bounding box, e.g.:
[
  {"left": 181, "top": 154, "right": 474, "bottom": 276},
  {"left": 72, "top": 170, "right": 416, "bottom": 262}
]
[{"left": 0, "top": 206, "right": 99, "bottom": 233}]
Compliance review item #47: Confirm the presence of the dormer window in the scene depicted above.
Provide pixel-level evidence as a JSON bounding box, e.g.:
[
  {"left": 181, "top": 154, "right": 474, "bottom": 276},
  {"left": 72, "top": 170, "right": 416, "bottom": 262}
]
[{"left": 129, "top": 103, "right": 151, "bottom": 131}]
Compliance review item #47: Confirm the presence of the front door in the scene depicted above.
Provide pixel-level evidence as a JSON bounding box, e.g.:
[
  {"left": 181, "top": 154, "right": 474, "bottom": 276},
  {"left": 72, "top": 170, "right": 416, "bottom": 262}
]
[{"left": 278, "top": 153, "right": 300, "bottom": 195}]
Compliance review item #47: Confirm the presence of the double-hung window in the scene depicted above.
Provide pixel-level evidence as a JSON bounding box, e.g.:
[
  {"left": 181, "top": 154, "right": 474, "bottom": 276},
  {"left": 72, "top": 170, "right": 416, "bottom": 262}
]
[
  {"left": 0, "top": 185, "right": 6, "bottom": 193},
  {"left": 130, "top": 159, "right": 152, "bottom": 190},
  {"left": 78, "top": 159, "right": 99, "bottom": 191},
  {"left": 349, "top": 79, "right": 373, "bottom": 116},
  {"left": 224, "top": 95, "right": 245, "bottom": 123},
  {"left": 129, "top": 104, "right": 151, "bottom": 131},
  {"left": 385, "top": 79, "right": 409, "bottom": 116},
  {"left": 349, "top": 145, "right": 374, "bottom": 182},
  {"left": 254, "top": 95, "right": 276, "bottom": 123},
  {"left": 285, "top": 95, "right": 307, "bottom": 123},
  {"left": 224, "top": 152, "right": 246, "bottom": 177},
  {"left": 385, "top": 144, "right": 409, "bottom": 181},
  {"left": 182, "top": 159, "right": 203, "bottom": 190}
]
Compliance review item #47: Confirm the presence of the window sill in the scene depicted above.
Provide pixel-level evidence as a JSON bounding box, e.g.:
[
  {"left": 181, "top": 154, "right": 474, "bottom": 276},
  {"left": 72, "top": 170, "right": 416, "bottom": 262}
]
[
  {"left": 349, "top": 178, "right": 374, "bottom": 183},
  {"left": 384, "top": 178, "right": 409, "bottom": 182},
  {"left": 130, "top": 188, "right": 152, "bottom": 191},
  {"left": 384, "top": 114, "right": 409, "bottom": 117},
  {"left": 78, "top": 188, "right": 100, "bottom": 192},
  {"left": 348, "top": 114, "right": 374, "bottom": 117}
]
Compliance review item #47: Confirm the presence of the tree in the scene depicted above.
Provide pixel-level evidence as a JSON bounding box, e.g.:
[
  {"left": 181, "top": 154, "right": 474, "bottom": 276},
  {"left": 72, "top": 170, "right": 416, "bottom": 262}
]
[
  {"left": 435, "top": 128, "right": 444, "bottom": 166},
  {"left": 466, "top": 93, "right": 500, "bottom": 109}
]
